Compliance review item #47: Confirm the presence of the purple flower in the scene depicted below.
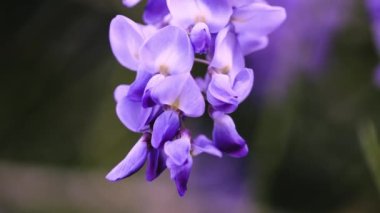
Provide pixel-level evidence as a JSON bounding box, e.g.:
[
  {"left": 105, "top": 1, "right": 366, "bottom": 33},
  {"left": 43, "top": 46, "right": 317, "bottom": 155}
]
[
  {"left": 106, "top": 133, "right": 167, "bottom": 182},
  {"left": 128, "top": 25, "right": 195, "bottom": 101},
  {"left": 366, "top": 0, "right": 380, "bottom": 52},
  {"left": 106, "top": 134, "right": 147, "bottom": 181},
  {"left": 207, "top": 27, "right": 254, "bottom": 113},
  {"left": 114, "top": 85, "right": 159, "bottom": 133},
  {"left": 143, "top": 0, "right": 170, "bottom": 25},
  {"left": 138, "top": 27, "right": 194, "bottom": 76},
  {"left": 366, "top": 0, "right": 380, "bottom": 87},
  {"left": 249, "top": 0, "right": 353, "bottom": 99},
  {"left": 167, "top": 0, "right": 233, "bottom": 33},
  {"left": 122, "top": 0, "right": 169, "bottom": 25},
  {"left": 148, "top": 73, "right": 205, "bottom": 117},
  {"left": 152, "top": 110, "right": 181, "bottom": 148},
  {"left": 231, "top": 0, "right": 287, "bottom": 55},
  {"left": 122, "top": 0, "right": 141, "bottom": 7},
  {"left": 190, "top": 23, "right": 211, "bottom": 54},
  {"left": 164, "top": 134, "right": 192, "bottom": 196},
  {"left": 106, "top": 0, "right": 286, "bottom": 196},
  {"left": 145, "top": 146, "right": 167, "bottom": 181},
  {"left": 164, "top": 131, "right": 221, "bottom": 196},
  {"left": 207, "top": 68, "right": 253, "bottom": 113},
  {"left": 192, "top": 135, "right": 223, "bottom": 157},
  {"left": 210, "top": 26, "right": 245, "bottom": 77},
  {"left": 109, "top": 15, "right": 156, "bottom": 71},
  {"left": 211, "top": 111, "right": 248, "bottom": 158}
]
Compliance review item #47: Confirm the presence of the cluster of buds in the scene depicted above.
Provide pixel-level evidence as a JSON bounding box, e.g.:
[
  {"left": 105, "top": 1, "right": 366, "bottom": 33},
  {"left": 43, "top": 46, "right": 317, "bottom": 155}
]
[{"left": 106, "top": 0, "right": 286, "bottom": 196}]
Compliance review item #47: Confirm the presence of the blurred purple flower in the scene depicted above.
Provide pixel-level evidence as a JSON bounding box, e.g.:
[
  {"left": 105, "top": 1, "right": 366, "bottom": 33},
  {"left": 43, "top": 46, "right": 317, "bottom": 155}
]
[
  {"left": 366, "top": 0, "right": 380, "bottom": 87},
  {"left": 249, "top": 0, "right": 353, "bottom": 99},
  {"left": 366, "top": 0, "right": 380, "bottom": 51}
]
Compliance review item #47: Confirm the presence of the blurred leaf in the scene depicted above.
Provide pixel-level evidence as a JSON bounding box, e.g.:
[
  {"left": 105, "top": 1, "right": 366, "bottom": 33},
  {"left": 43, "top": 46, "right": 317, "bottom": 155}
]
[{"left": 358, "top": 120, "right": 380, "bottom": 194}]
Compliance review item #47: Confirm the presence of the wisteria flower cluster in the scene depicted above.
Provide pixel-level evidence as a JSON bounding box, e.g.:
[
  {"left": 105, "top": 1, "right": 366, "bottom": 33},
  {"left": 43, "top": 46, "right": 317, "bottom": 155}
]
[{"left": 106, "top": 0, "right": 286, "bottom": 196}]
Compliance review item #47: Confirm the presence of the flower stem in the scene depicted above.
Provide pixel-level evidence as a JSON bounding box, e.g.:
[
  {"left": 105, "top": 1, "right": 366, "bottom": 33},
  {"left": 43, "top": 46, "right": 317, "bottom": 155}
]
[{"left": 194, "top": 58, "right": 209, "bottom": 65}]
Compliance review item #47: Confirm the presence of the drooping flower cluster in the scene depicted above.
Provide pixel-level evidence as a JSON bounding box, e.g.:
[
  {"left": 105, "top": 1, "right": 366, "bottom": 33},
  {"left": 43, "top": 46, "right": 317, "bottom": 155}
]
[{"left": 106, "top": 0, "right": 286, "bottom": 196}]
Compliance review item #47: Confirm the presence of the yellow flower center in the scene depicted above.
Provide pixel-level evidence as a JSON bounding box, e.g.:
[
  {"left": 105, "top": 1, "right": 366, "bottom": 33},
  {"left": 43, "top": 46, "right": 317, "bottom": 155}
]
[
  {"left": 195, "top": 15, "right": 206, "bottom": 23},
  {"left": 220, "top": 65, "right": 230, "bottom": 74},
  {"left": 159, "top": 64, "right": 169, "bottom": 76}
]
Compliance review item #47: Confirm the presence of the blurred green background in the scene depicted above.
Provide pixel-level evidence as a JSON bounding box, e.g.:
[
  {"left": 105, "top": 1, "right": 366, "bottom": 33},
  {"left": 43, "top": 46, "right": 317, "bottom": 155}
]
[{"left": 1, "top": 0, "right": 380, "bottom": 212}]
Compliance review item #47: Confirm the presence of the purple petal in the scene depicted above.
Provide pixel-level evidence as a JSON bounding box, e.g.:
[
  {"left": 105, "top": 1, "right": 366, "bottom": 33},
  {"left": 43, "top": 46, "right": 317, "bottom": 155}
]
[
  {"left": 106, "top": 137, "right": 148, "bottom": 181},
  {"left": 210, "top": 26, "right": 245, "bottom": 79},
  {"left": 176, "top": 75, "right": 206, "bottom": 117},
  {"left": 149, "top": 74, "right": 183, "bottom": 106},
  {"left": 167, "top": 156, "right": 193, "bottom": 197},
  {"left": 232, "top": 1, "right": 286, "bottom": 36},
  {"left": 128, "top": 71, "right": 153, "bottom": 102},
  {"left": 231, "top": 1, "right": 286, "bottom": 54},
  {"left": 192, "top": 135, "right": 222, "bottom": 157},
  {"left": 116, "top": 90, "right": 154, "bottom": 133},
  {"left": 146, "top": 148, "right": 167, "bottom": 181},
  {"left": 233, "top": 68, "right": 254, "bottom": 102},
  {"left": 146, "top": 106, "right": 162, "bottom": 126},
  {"left": 114, "top": 84, "right": 129, "bottom": 102},
  {"left": 152, "top": 110, "right": 181, "bottom": 148},
  {"left": 150, "top": 73, "right": 205, "bottom": 117},
  {"left": 143, "top": 0, "right": 169, "bottom": 25},
  {"left": 109, "top": 15, "right": 144, "bottom": 71},
  {"left": 207, "top": 68, "right": 254, "bottom": 112},
  {"left": 164, "top": 137, "right": 191, "bottom": 165},
  {"left": 207, "top": 73, "right": 239, "bottom": 113},
  {"left": 142, "top": 74, "right": 166, "bottom": 107},
  {"left": 212, "top": 112, "right": 248, "bottom": 157},
  {"left": 237, "top": 34, "right": 269, "bottom": 55},
  {"left": 190, "top": 22, "right": 211, "bottom": 54},
  {"left": 122, "top": 0, "right": 141, "bottom": 7},
  {"left": 140, "top": 26, "right": 194, "bottom": 75},
  {"left": 228, "top": 0, "right": 253, "bottom": 7},
  {"left": 167, "top": 0, "right": 233, "bottom": 33}
]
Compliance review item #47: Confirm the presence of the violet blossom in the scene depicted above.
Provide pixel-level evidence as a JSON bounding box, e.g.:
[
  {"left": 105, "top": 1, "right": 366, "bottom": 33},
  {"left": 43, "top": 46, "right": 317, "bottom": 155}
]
[
  {"left": 249, "top": 0, "right": 354, "bottom": 99},
  {"left": 106, "top": 0, "right": 286, "bottom": 196}
]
